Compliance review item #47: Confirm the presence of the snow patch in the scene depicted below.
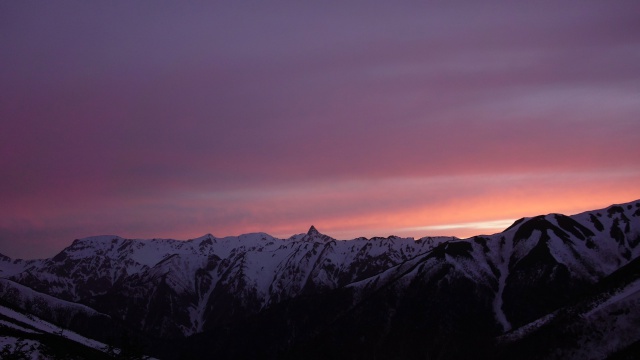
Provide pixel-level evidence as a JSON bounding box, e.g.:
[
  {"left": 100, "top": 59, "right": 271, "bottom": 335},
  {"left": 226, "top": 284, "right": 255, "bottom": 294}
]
[{"left": 493, "top": 237, "right": 513, "bottom": 332}]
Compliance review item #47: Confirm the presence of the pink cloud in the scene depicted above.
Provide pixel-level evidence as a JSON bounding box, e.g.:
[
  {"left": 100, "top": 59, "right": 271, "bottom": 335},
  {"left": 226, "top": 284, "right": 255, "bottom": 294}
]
[{"left": 1, "top": 1, "right": 639, "bottom": 258}]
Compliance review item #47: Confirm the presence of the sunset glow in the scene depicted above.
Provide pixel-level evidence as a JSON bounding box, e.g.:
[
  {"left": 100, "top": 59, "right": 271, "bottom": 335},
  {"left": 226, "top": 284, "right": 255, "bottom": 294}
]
[{"left": 1, "top": 1, "right": 639, "bottom": 258}]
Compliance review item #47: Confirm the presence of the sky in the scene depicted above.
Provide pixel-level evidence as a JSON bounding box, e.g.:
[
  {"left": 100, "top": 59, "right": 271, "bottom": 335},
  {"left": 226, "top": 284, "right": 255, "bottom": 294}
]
[{"left": 1, "top": 1, "right": 639, "bottom": 259}]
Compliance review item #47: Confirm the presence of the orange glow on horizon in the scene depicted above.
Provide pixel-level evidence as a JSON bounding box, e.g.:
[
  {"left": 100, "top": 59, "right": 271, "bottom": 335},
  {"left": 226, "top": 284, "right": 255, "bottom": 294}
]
[{"left": 189, "top": 174, "right": 639, "bottom": 242}]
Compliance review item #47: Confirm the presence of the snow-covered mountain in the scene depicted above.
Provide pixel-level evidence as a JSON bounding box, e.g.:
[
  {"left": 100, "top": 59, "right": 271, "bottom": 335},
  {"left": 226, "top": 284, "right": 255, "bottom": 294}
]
[
  {"left": 1, "top": 200, "right": 639, "bottom": 359},
  {"left": 2, "top": 227, "right": 449, "bottom": 337},
  {"left": 0, "top": 301, "right": 142, "bottom": 359},
  {"left": 0, "top": 278, "right": 158, "bottom": 359}
]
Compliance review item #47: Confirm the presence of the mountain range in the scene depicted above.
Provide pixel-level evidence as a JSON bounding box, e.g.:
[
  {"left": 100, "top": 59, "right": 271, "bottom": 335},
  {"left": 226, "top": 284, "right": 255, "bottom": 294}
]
[{"left": 1, "top": 200, "right": 639, "bottom": 359}]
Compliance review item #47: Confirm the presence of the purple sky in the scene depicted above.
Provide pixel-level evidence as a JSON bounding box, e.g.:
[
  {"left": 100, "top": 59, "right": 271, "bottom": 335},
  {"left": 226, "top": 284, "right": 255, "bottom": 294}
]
[{"left": 1, "top": 1, "right": 639, "bottom": 259}]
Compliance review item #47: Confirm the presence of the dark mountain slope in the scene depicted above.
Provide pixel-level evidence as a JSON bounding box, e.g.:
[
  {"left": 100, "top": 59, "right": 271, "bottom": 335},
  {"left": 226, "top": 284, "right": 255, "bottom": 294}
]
[{"left": 0, "top": 200, "right": 638, "bottom": 359}]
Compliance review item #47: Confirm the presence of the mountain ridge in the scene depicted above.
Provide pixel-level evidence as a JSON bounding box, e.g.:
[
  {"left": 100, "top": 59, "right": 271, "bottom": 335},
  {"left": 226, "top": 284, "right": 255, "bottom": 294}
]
[{"left": 0, "top": 199, "right": 639, "bottom": 359}]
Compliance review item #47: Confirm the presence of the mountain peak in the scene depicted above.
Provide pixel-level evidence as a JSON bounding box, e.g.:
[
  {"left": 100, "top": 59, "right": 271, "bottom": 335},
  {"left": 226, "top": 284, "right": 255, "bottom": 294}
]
[{"left": 307, "top": 225, "right": 320, "bottom": 236}]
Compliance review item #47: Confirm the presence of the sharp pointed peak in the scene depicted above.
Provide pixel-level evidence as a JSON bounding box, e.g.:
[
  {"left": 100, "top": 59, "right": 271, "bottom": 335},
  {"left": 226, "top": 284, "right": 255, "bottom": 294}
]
[{"left": 307, "top": 225, "right": 320, "bottom": 236}]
